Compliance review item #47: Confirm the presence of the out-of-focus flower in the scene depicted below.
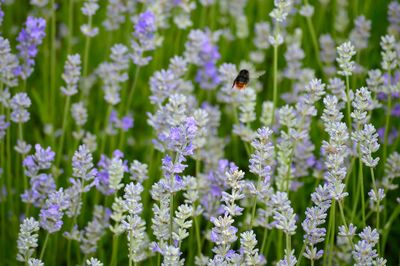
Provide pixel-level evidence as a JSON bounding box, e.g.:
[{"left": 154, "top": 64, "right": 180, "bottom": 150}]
[
  {"left": 61, "top": 54, "right": 81, "bottom": 96},
  {"left": 10, "top": 92, "right": 31, "bottom": 123},
  {"left": 81, "top": 0, "right": 99, "bottom": 37},
  {"left": 103, "top": 0, "right": 126, "bottom": 31},
  {"left": 350, "top": 16, "right": 371, "bottom": 51},
  {"left": 15, "top": 16, "right": 46, "bottom": 79},
  {"left": 0, "top": 115, "right": 9, "bottom": 140},
  {"left": 0, "top": 37, "right": 19, "bottom": 87},
  {"left": 130, "top": 10, "right": 158, "bottom": 66}
]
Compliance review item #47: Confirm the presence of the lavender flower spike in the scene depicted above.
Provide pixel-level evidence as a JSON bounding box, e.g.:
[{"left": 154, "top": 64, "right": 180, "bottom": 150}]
[{"left": 15, "top": 16, "right": 46, "bottom": 79}]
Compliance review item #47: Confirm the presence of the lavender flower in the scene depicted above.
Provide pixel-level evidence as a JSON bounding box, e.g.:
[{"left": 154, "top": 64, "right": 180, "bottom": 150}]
[
  {"left": 350, "top": 16, "right": 371, "bottom": 51},
  {"left": 72, "top": 144, "right": 97, "bottom": 182},
  {"left": 352, "top": 227, "right": 380, "bottom": 265},
  {"left": 336, "top": 41, "right": 356, "bottom": 76},
  {"left": 0, "top": 115, "right": 9, "bottom": 140},
  {"left": 16, "top": 217, "right": 40, "bottom": 262},
  {"left": 388, "top": 1, "right": 400, "bottom": 35},
  {"left": 380, "top": 35, "right": 398, "bottom": 76},
  {"left": 352, "top": 124, "right": 380, "bottom": 168},
  {"left": 80, "top": 206, "right": 111, "bottom": 254},
  {"left": 97, "top": 44, "right": 129, "bottom": 105},
  {"left": 184, "top": 29, "right": 221, "bottom": 90},
  {"left": 71, "top": 102, "right": 88, "bottom": 127},
  {"left": 39, "top": 189, "right": 69, "bottom": 233},
  {"left": 130, "top": 10, "right": 157, "bottom": 66},
  {"left": 0, "top": 36, "right": 19, "bottom": 87},
  {"left": 61, "top": 54, "right": 81, "bottom": 96},
  {"left": 15, "top": 16, "right": 46, "bottom": 79},
  {"left": 81, "top": 0, "right": 99, "bottom": 37},
  {"left": 240, "top": 231, "right": 264, "bottom": 265},
  {"left": 27, "top": 258, "right": 44, "bottom": 266},
  {"left": 86, "top": 257, "right": 104, "bottom": 266},
  {"left": 249, "top": 127, "right": 274, "bottom": 179},
  {"left": 10, "top": 92, "right": 31, "bottom": 123},
  {"left": 108, "top": 158, "right": 125, "bottom": 191},
  {"left": 103, "top": 0, "right": 126, "bottom": 31}
]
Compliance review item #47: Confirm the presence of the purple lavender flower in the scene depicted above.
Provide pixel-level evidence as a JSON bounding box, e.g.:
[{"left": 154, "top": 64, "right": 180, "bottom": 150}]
[
  {"left": 0, "top": 115, "right": 9, "bottom": 140},
  {"left": 0, "top": 0, "right": 4, "bottom": 26},
  {"left": 39, "top": 189, "right": 69, "bottom": 233},
  {"left": 15, "top": 16, "right": 46, "bottom": 79},
  {"left": 130, "top": 10, "right": 157, "bottom": 66},
  {"left": 391, "top": 103, "right": 400, "bottom": 117},
  {"left": 185, "top": 29, "right": 221, "bottom": 90},
  {"left": 21, "top": 173, "right": 56, "bottom": 207}
]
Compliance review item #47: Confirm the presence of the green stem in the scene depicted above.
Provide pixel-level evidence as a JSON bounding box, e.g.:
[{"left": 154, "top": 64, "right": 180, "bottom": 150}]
[
  {"left": 271, "top": 44, "right": 279, "bottom": 126},
  {"left": 39, "top": 233, "right": 50, "bottom": 260},
  {"left": 126, "top": 67, "right": 141, "bottom": 111},
  {"left": 110, "top": 234, "right": 119, "bottom": 266},
  {"left": 345, "top": 75, "right": 352, "bottom": 132},
  {"left": 56, "top": 96, "right": 71, "bottom": 166},
  {"left": 67, "top": 0, "right": 74, "bottom": 53},
  {"left": 295, "top": 243, "right": 306, "bottom": 266}
]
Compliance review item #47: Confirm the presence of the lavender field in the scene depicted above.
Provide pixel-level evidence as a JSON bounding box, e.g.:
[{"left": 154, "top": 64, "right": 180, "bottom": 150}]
[{"left": 1, "top": 0, "right": 400, "bottom": 265}]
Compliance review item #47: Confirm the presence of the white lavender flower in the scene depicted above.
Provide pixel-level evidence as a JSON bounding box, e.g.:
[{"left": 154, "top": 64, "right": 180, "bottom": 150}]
[
  {"left": 380, "top": 35, "right": 398, "bottom": 72},
  {"left": 71, "top": 102, "right": 88, "bottom": 127},
  {"left": 240, "top": 230, "right": 264, "bottom": 265},
  {"left": 336, "top": 41, "right": 356, "bottom": 76},
  {"left": 17, "top": 217, "right": 40, "bottom": 262},
  {"left": 388, "top": 1, "right": 400, "bottom": 35},
  {"left": 350, "top": 16, "right": 371, "bottom": 51},
  {"left": 109, "top": 158, "right": 124, "bottom": 191},
  {"left": 61, "top": 54, "right": 81, "bottom": 96},
  {"left": 80, "top": 206, "right": 110, "bottom": 254},
  {"left": 10, "top": 92, "right": 31, "bottom": 123},
  {"left": 254, "top": 22, "right": 271, "bottom": 49},
  {"left": 270, "top": 0, "right": 293, "bottom": 23},
  {"left": 299, "top": 4, "right": 314, "bottom": 17},
  {"left": 366, "top": 69, "right": 384, "bottom": 94},
  {"left": 351, "top": 87, "right": 373, "bottom": 125},
  {"left": 0, "top": 36, "right": 19, "bottom": 87},
  {"left": 351, "top": 124, "right": 380, "bottom": 168},
  {"left": 271, "top": 192, "right": 297, "bottom": 235},
  {"left": 103, "top": 0, "right": 126, "bottom": 31},
  {"left": 129, "top": 160, "right": 148, "bottom": 183},
  {"left": 382, "top": 152, "right": 400, "bottom": 190},
  {"left": 27, "top": 258, "right": 44, "bottom": 266},
  {"left": 86, "top": 257, "right": 104, "bottom": 266},
  {"left": 81, "top": 0, "right": 99, "bottom": 37}
]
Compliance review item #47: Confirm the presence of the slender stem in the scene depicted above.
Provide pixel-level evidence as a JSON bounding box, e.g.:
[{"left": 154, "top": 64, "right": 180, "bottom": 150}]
[
  {"left": 271, "top": 44, "right": 279, "bottom": 126},
  {"left": 56, "top": 96, "right": 71, "bottom": 166},
  {"left": 67, "top": 0, "right": 74, "bottom": 53},
  {"left": 285, "top": 233, "right": 291, "bottom": 264},
  {"left": 303, "top": 0, "right": 323, "bottom": 71},
  {"left": 194, "top": 215, "right": 202, "bottom": 255},
  {"left": 345, "top": 75, "right": 352, "bottom": 132},
  {"left": 126, "top": 67, "right": 141, "bottom": 111},
  {"left": 260, "top": 226, "right": 268, "bottom": 256},
  {"left": 359, "top": 159, "right": 366, "bottom": 226},
  {"left": 338, "top": 200, "right": 354, "bottom": 249},
  {"left": 295, "top": 243, "right": 306, "bottom": 266},
  {"left": 50, "top": 0, "right": 56, "bottom": 122},
  {"left": 370, "top": 168, "right": 380, "bottom": 255},
  {"left": 382, "top": 94, "right": 392, "bottom": 169},
  {"left": 39, "top": 233, "right": 50, "bottom": 260},
  {"left": 110, "top": 234, "right": 119, "bottom": 266}
]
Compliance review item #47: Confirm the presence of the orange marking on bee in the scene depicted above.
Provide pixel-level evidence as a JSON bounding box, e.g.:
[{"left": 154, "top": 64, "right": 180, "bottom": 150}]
[{"left": 234, "top": 82, "right": 247, "bottom": 89}]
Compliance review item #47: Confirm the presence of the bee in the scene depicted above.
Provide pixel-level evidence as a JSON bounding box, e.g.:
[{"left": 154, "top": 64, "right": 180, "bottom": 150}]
[{"left": 232, "top": 69, "right": 250, "bottom": 90}]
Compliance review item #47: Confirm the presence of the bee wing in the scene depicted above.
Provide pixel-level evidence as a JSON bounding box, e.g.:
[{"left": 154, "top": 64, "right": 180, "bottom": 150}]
[{"left": 252, "top": 71, "right": 266, "bottom": 79}]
